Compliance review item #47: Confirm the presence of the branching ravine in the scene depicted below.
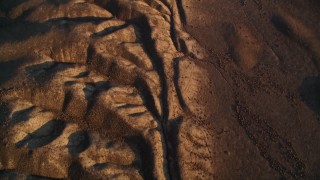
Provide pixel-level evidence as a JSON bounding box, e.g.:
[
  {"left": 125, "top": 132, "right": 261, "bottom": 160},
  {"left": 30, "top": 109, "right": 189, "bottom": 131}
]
[
  {"left": 0, "top": 0, "right": 209, "bottom": 179},
  {"left": 98, "top": 0, "right": 203, "bottom": 179}
]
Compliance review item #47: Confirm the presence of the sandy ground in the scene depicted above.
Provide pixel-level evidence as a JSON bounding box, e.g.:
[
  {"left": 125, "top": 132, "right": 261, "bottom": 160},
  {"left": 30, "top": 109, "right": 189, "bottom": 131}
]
[{"left": 182, "top": 0, "right": 320, "bottom": 179}]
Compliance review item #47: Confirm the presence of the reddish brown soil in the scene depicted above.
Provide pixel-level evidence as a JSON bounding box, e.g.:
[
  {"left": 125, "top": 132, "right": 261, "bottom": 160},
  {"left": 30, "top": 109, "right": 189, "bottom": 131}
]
[{"left": 183, "top": 0, "right": 320, "bottom": 179}]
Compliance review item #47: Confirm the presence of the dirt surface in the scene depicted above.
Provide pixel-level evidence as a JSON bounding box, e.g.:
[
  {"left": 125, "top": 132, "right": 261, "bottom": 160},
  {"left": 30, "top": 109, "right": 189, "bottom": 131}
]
[
  {"left": 0, "top": 0, "right": 320, "bottom": 179},
  {"left": 182, "top": 0, "right": 320, "bottom": 179}
]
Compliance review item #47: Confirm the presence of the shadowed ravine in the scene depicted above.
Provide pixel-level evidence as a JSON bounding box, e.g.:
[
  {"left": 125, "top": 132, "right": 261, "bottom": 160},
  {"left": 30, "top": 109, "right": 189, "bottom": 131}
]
[{"left": 0, "top": 0, "right": 210, "bottom": 179}]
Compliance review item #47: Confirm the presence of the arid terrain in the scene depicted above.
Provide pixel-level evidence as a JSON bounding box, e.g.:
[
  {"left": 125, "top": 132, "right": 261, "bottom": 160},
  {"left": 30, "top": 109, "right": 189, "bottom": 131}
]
[{"left": 0, "top": 0, "right": 320, "bottom": 179}]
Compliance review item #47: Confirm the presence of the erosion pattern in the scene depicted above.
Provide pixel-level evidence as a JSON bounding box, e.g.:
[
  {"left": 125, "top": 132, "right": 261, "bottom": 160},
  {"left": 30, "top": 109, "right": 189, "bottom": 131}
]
[{"left": 0, "top": 0, "right": 212, "bottom": 179}]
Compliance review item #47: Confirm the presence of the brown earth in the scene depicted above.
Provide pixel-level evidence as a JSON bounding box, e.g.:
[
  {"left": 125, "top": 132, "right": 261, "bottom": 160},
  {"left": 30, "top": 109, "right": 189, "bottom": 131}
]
[
  {"left": 0, "top": 0, "right": 319, "bottom": 179},
  {"left": 182, "top": 0, "right": 320, "bottom": 179}
]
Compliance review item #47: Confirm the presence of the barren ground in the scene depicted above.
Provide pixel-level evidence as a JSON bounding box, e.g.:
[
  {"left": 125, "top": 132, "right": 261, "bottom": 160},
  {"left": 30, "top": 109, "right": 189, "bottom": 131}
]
[{"left": 0, "top": 0, "right": 320, "bottom": 179}]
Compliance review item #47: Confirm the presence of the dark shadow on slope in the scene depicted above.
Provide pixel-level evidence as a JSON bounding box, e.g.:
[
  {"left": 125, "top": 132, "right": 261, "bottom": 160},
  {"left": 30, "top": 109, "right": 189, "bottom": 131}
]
[
  {"left": 90, "top": 23, "right": 129, "bottom": 38},
  {"left": 47, "top": 0, "right": 69, "bottom": 5},
  {"left": 310, "top": 0, "right": 320, "bottom": 8},
  {"left": 176, "top": 0, "right": 187, "bottom": 25},
  {"left": 9, "top": 106, "right": 35, "bottom": 125},
  {"left": 0, "top": 102, "right": 11, "bottom": 126},
  {"left": 83, "top": 81, "right": 112, "bottom": 115},
  {"left": 0, "top": 17, "right": 16, "bottom": 27},
  {"left": 15, "top": 119, "right": 66, "bottom": 149},
  {"left": 0, "top": 0, "right": 26, "bottom": 13},
  {"left": 173, "top": 58, "right": 187, "bottom": 109},
  {"left": 271, "top": 15, "right": 292, "bottom": 37},
  {"left": 299, "top": 76, "right": 320, "bottom": 115},
  {"left": 49, "top": 16, "right": 114, "bottom": 24},
  {"left": 0, "top": 16, "right": 113, "bottom": 43},
  {"left": 0, "top": 170, "right": 61, "bottom": 180},
  {"left": 167, "top": 117, "right": 183, "bottom": 180},
  {"left": 125, "top": 135, "right": 155, "bottom": 180},
  {"left": 97, "top": 0, "right": 120, "bottom": 16},
  {"left": 131, "top": 16, "right": 168, "bottom": 123},
  {"left": 68, "top": 161, "right": 94, "bottom": 180},
  {"left": 0, "top": 0, "right": 70, "bottom": 13},
  {"left": 25, "top": 62, "right": 73, "bottom": 85},
  {"left": 220, "top": 22, "right": 242, "bottom": 65},
  {"left": 134, "top": 77, "right": 160, "bottom": 119},
  {"left": 62, "top": 91, "right": 73, "bottom": 113},
  {"left": 67, "top": 131, "right": 91, "bottom": 156},
  {"left": 0, "top": 170, "right": 18, "bottom": 179},
  {"left": 26, "top": 175, "right": 61, "bottom": 180},
  {"left": 129, "top": 15, "right": 171, "bottom": 180},
  {"left": 0, "top": 57, "right": 30, "bottom": 87},
  {"left": 92, "top": 163, "right": 108, "bottom": 171},
  {"left": 0, "top": 18, "right": 52, "bottom": 43},
  {"left": 73, "top": 71, "right": 90, "bottom": 78}
]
